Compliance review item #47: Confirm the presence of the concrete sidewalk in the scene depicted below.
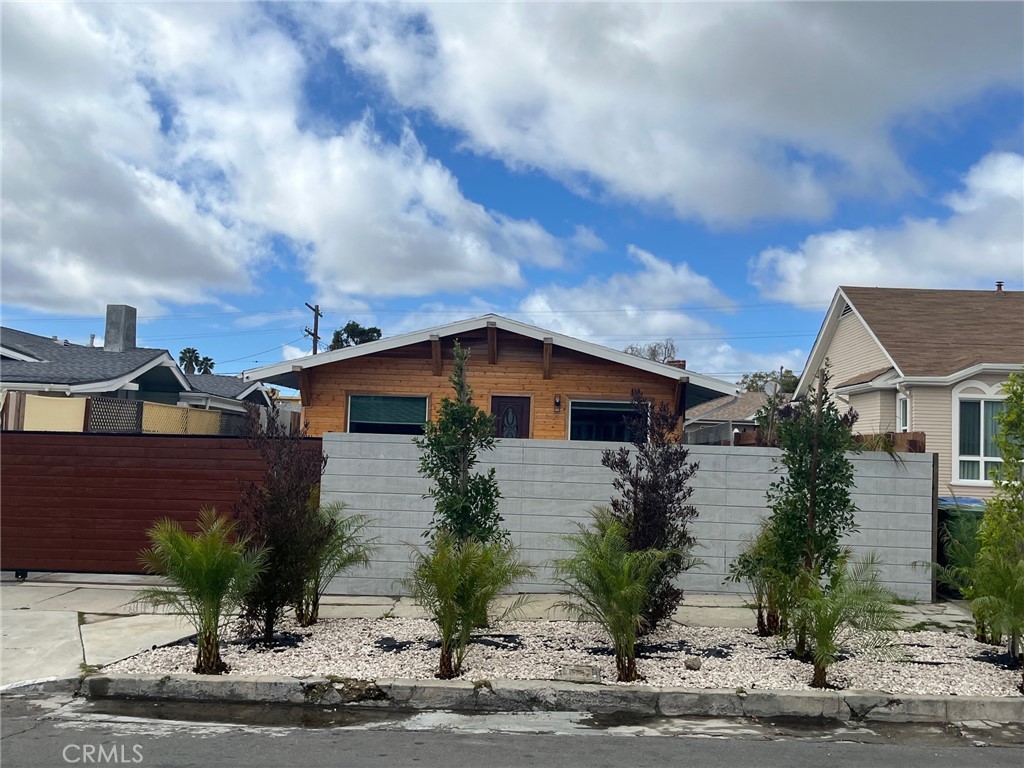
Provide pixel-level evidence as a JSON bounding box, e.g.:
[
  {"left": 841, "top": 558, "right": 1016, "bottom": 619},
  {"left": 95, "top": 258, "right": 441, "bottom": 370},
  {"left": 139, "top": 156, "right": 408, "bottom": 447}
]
[{"left": 0, "top": 572, "right": 975, "bottom": 689}]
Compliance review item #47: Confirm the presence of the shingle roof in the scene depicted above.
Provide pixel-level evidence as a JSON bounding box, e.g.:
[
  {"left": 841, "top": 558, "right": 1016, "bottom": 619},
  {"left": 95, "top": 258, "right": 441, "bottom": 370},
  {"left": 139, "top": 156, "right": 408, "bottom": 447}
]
[
  {"left": 0, "top": 327, "right": 169, "bottom": 386},
  {"left": 835, "top": 366, "right": 896, "bottom": 389},
  {"left": 185, "top": 373, "right": 255, "bottom": 399},
  {"left": 685, "top": 391, "right": 769, "bottom": 422},
  {"left": 841, "top": 286, "right": 1024, "bottom": 377}
]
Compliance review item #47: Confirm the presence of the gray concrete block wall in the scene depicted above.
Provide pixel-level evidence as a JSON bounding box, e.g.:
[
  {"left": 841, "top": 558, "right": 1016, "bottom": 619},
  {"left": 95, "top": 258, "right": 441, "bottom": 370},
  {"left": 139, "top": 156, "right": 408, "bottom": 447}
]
[{"left": 322, "top": 435, "right": 936, "bottom": 601}]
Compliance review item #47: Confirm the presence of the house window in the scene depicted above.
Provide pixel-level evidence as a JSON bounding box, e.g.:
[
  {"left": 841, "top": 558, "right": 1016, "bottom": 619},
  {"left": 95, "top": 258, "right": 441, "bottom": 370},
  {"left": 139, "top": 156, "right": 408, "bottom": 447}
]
[
  {"left": 348, "top": 395, "right": 427, "bottom": 435},
  {"left": 957, "top": 399, "right": 1004, "bottom": 481},
  {"left": 896, "top": 395, "right": 909, "bottom": 433},
  {"left": 569, "top": 401, "right": 635, "bottom": 442}
]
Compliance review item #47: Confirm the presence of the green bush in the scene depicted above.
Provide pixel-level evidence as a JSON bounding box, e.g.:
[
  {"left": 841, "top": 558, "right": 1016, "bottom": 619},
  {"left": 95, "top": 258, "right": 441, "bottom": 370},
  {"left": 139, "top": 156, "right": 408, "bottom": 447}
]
[
  {"left": 725, "top": 519, "right": 792, "bottom": 637},
  {"left": 554, "top": 507, "right": 678, "bottom": 682},
  {"left": 294, "top": 501, "right": 377, "bottom": 626},
  {"left": 973, "top": 373, "right": 1024, "bottom": 674},
  {"left": 135, "top": 508, "right": 267, "bottom": 675},
  {"left": 794, "top": 553, "right": 901, "bottom": 688},
  {"left": 404, "top": 532, "right": 533, "bottom": 679}
]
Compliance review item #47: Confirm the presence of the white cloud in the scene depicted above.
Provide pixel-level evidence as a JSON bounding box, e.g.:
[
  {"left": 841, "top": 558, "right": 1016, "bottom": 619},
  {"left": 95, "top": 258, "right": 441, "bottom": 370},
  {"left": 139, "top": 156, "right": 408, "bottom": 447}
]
[
  {"left": 750, "top": 151, "right": 1024, "bottom": 304},
  {"left": 281, "top": 344, "right": 310, "bottom": 361},
  {"left": 1, "top": 3, "right": 571, "bottom": 316},
  {"left": 0, "top": 3, "right": 256, "bottom": 316},
  {"left": 329, "top": 2, "right": 1022, "bottom": 224}
]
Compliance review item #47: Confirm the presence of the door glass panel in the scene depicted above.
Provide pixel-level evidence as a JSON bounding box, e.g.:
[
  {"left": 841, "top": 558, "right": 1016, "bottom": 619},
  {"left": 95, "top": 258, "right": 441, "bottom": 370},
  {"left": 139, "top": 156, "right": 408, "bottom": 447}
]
[{"left": 501, "top": 406, "right": 519, "bottom": 438}]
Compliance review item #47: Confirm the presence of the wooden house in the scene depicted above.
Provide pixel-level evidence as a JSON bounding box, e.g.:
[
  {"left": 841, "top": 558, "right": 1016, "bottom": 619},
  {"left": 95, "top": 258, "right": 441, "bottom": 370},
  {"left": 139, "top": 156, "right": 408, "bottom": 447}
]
[{"left": 243, "top": 314, "right": 738, "bottom": 440}]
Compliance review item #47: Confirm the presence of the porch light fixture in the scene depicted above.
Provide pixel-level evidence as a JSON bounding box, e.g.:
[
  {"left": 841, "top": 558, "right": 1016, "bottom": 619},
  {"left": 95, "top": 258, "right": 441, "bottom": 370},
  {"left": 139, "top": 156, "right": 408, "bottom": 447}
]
[{"left": 554, "top": 395, "right": 562, "bottom": 411}]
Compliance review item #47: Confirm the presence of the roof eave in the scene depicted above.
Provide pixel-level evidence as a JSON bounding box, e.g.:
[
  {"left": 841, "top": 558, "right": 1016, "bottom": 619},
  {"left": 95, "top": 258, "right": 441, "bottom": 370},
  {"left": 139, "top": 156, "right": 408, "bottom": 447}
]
[{"left": 244, "top": 313, "right": 739, "bottom": 397}]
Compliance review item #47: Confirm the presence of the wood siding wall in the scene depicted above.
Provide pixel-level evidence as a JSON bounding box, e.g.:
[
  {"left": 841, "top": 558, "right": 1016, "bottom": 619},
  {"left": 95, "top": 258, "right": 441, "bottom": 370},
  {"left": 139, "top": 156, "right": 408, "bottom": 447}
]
[
  {"left": 849, "top": 389, "right": 897, "bottom": 433},
  {"left": 910, "top": 374, "right": 1010, "bottom": 500},
  {"left": 825, "top": 312, "right": 891, "bottom": 400},
  {"left": 302, "top": 330, "right": 679, "bottom": 438},
  {"left": 0, "top": 432, "right": 320, "bottom": 573}
]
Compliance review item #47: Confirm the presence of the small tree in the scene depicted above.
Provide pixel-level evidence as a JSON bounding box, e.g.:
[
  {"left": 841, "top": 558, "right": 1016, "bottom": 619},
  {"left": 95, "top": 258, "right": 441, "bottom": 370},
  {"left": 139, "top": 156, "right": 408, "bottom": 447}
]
[
  {"left": 795, "top": 553, "right": 901, "bottom": 688},
  {"left": 329, "top": 321, "right": 382, "bottom": 351},
  {"left": 601, "top": 388, "right": 700, "bottom": 632},
  {"left": 235, "top": 402, "right": 329, "bottom": 642},
  {"left": 555, "top": 507, "right": 676, "bottom": 682},
  {"left": 765, "top": 363, "right": 859, "bottom": 654},
  {"left": 415, "top": 340, "right": 503, "bottom": 543},
  {"left": 973, "top": 373, "right": 1024, "bottom": 671},
  {"left": 197, "top": 356, "right": 215, "bottom": 375},
  {"left": 294, "top": 501, "right": 377, "bottom": 626},
  {"left": 135, "top": 508, "right": 266, "bottom": 674},
  {"left": 405, "top": 531, "right": 533, "bottom": 679}
]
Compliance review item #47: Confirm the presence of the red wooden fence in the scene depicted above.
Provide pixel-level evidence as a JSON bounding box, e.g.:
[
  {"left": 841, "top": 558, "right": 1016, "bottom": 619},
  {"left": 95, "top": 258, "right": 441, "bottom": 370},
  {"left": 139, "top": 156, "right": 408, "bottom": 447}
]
[{"left": 0, "top": 432, "right": 322, "bottom": 574}]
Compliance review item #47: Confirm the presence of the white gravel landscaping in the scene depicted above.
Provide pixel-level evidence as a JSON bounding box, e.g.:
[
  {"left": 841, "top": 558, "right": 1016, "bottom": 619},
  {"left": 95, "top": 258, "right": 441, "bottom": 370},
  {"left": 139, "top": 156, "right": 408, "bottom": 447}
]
[{"left": 104, "top": 617, "right": 1023, "bottom": 698}]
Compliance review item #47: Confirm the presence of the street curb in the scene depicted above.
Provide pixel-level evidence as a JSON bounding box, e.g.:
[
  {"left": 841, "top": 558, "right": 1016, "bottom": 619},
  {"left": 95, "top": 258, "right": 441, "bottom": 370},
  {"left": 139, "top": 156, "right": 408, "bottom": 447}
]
[
  {"left": 80, "top": 674, "right": 1024, "bottom": 725},
  {"left": 0, "top": 676, "right": 84, "bottom": 696}
]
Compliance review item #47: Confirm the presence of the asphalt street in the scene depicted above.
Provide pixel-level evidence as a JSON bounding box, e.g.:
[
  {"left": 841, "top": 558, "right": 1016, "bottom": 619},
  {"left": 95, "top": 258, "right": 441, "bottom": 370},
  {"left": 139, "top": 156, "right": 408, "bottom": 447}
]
[{"left": 3, "top": 694, "right": 1022, "bottom": 768}]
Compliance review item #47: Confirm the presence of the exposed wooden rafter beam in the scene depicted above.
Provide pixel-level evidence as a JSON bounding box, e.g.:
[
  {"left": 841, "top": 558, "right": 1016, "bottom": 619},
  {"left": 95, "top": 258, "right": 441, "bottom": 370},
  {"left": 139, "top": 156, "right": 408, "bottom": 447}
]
[
  {"left": 487, "top": 321, "right": 498, "bottom": 365},
  {"left": 543, "top": 337, "right": 553, "bottom": 380},
  {"left": 430, "top": 335, "right": 442, "bottom": 376}
]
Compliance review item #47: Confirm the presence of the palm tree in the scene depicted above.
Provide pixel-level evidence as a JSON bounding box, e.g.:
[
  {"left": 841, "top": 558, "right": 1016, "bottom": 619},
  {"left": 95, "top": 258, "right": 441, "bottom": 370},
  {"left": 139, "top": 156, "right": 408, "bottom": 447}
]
[
  {"left": 133, "top": 508, "right": 266, "bottom": 674},
  {"left": 294, "top": 501, "right": 377, "bottom": 626},
  {"left": 404, "top": 531, "right": 533, "bottom": 679},
  {"left": 197, "top": 356, "right": 215, "bottom": 375},
  {"left": 179, "top": 347, "right": 200, "bottom": 375},
  {"left": 554, "top": 507, "right": 677, "bottom": 682},
  {"left": 795, "top": 553, "right": 901, "bottom": 688}
]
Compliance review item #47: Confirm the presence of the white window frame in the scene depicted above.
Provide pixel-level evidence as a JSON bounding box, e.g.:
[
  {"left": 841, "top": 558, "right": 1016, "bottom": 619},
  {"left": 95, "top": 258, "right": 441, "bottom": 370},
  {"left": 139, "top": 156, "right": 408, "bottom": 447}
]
[
  {"left": 951, "top": 380, "right": 1006, "bottom": 486},
  {"left": 896, "top": 394, "right": 909, "bottom": 433}
]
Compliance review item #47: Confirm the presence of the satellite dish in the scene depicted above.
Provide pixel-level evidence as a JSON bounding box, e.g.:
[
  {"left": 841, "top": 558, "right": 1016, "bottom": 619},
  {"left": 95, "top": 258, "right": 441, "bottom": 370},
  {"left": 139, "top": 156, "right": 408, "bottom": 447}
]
[{"left": 762, "top": 378, "right": 779, "bottom": 398}]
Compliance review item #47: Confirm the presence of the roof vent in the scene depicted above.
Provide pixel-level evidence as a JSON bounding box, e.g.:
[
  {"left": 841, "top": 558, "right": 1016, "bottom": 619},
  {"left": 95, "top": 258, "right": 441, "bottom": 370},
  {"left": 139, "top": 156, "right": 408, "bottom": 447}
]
[
  {"left": 103, "top": 305, "right": 137, "bottom": 352},
  {"left": 996, "top": 281, "right": 1004, "bottom": 293},
  {"left": 63, "top": 339, "right": 70, "bottom": 347},
  {"left": 840, "top": 303, "right": 853, "bottom": 317}
]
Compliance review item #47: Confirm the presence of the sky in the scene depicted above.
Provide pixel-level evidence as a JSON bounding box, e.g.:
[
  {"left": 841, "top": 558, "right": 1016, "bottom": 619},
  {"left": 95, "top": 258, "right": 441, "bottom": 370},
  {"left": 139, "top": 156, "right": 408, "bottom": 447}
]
[{"left": 2, "top": 1, "right": 1022, "bottom": 385}]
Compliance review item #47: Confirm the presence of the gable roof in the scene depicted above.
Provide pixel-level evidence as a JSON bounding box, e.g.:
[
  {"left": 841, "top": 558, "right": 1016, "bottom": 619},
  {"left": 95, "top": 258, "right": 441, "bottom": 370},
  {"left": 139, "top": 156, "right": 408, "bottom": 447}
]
[
  {"left": 0, "top": 327, "right": 187, "bottom": 393},
  {"left": 684, "top": 391, "right": 769, "bottom": 423},
  {"left": 185, "top": 373, "right": 267, "bottom": 401},
  {"left": 243, "top": 313, "right": 738, "bottom": 403},
  {"left": 797, "top": 286, "right": 1024, "bottom": 396}
]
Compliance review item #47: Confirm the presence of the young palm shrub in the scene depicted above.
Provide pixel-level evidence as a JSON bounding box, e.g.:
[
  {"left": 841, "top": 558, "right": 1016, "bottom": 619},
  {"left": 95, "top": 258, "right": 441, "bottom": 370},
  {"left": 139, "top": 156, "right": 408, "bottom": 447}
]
[
  {"left": 794, "top": 553, "right": 901, "bottom": 689},
  {"left": 404, "top": 532, "right": 533, "bottom": 679},
  {"left": 972, "top": 539, "right": 1024, "bottom": 690},
  {"left": 554, "top": 508, "right": 677, "bottom": 682},
  {"left": 726, "top": 519, "right": 793, "bottom": 637},
  {"left": 134, "top": 508, "right": 266, "bottom": 675},
  {"left": 294, "top": 502, "right": 377, "bottom": 626}
]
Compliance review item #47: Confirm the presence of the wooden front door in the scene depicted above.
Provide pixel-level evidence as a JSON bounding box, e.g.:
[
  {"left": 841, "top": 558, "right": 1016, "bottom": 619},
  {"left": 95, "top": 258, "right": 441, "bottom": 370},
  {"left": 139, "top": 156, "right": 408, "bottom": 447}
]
[{"left": 492, "top": 396, "right": 530, "bottom": 439}]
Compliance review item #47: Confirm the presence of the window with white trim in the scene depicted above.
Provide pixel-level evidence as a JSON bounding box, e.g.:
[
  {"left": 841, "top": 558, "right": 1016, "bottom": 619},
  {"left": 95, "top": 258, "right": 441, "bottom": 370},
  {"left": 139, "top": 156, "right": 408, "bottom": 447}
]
[
  {"left": 896, "top": 395, "right": 909, "bottom": 433},
  {"left": 957, "top": 398, "right": 1004, "bottom": 482},
  {"left": 348, "top": 395, "right": 427, "bottom": 435}
]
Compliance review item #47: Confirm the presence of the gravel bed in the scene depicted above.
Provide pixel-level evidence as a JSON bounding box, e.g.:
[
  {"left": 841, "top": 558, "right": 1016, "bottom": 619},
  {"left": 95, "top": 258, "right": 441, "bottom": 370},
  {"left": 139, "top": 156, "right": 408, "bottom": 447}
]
[{"left": 104, "top": 618, "right": 1023, "bottom": 697}]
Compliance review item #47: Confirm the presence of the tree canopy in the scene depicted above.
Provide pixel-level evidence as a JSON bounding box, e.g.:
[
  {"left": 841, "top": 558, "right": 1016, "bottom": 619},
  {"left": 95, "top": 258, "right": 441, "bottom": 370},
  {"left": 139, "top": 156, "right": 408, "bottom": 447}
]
[
  {"left": 329, "top": 321, "right": 382, "bottom": 351},
  {"left": 624, "top": 339, "right": 678, "bottom": 364},
  {"left": 738, "top": 368, "right": 800, "bottom": 394}
]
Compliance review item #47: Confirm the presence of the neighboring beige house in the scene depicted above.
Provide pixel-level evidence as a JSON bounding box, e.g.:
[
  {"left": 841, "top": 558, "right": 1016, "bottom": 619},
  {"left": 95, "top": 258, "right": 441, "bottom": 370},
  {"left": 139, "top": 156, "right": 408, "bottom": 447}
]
[{"left": 796, "top": 285, "right": 1023, "bottom": 499}]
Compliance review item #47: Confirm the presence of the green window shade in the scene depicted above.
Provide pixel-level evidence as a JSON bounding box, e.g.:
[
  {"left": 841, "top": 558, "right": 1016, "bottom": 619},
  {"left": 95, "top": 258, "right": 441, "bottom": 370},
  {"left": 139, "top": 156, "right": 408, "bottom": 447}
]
[
  {"left": 349, "top": 396, "right": 426, "bottom": 425},
  {"left": 574, "top": 401, "right": 633, "bottom": 412},
  {"left": 983, "top": 401, "right": 1005, "bottom": 458},
  {"left": 959, "top": 401, "right": 980, "bottom": 456}
]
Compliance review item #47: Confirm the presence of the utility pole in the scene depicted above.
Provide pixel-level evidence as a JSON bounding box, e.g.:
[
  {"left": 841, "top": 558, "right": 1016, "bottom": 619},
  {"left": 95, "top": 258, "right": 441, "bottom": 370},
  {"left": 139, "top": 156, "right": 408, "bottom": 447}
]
[{"left": 304, "top": 302, "right": 323, "bottom": 355}]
